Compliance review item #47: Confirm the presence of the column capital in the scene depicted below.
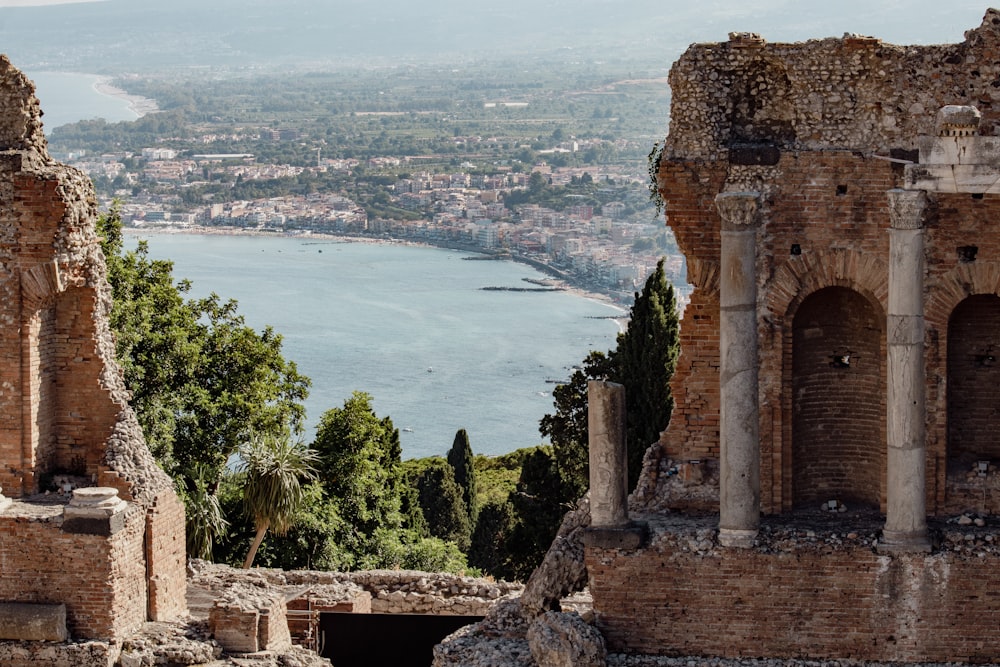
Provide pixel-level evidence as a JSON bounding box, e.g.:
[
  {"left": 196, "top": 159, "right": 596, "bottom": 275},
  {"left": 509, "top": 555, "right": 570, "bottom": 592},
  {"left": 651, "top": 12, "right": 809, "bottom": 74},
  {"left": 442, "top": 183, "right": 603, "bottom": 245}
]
[
  {"left": 715, "top": 191, "right": 762, "bottom": 231},
  {"left": 887, "top": 189, "right": 927, "bottom": 230}
]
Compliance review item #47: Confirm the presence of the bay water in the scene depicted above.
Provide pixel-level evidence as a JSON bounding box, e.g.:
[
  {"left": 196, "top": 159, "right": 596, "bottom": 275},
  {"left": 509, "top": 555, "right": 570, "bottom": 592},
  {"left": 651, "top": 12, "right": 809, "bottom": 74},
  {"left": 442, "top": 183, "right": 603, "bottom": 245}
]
[
  {"left": 133, "top": 233, "right": 623, "bottom": 460},
  {"left": 28, "top": 71, "right": 139, "bottom": 130}
]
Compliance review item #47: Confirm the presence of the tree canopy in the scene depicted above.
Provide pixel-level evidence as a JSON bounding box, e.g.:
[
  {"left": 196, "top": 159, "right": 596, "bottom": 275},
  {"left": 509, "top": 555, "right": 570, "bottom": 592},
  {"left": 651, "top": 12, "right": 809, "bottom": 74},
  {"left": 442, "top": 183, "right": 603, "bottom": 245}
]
[
  {"left": 99, "top": 206, "right": 311, "bottom": 558},
  {"left": 447, "top": 429, "right": 477, "bottom": 525},
  {"left": 99, "top": 207, "right": 310, "bottom": 489}
]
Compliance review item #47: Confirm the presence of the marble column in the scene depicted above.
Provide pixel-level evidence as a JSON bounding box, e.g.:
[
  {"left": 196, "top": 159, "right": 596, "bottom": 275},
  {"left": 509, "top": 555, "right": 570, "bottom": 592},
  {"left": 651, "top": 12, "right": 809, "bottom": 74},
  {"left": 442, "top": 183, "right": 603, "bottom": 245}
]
[
  {"left": 715, "top": 191, "right": 762, "bottom": 548},
  {"left": 588, "top": 380, "right": 628, "bottom": 527},
  {"left": 882, "top": 189, "right": 930, "bottom": 552}
]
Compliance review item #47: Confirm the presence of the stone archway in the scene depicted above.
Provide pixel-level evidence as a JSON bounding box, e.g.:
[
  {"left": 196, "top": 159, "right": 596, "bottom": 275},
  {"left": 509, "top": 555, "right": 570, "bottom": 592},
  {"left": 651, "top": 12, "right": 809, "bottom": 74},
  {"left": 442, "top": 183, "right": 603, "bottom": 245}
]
[
  {"left": 791, "top": 286, "right": 885, "bottom": 509},
  {"left": 947, "top": 294, "right": 1000, "bottom": 470}
]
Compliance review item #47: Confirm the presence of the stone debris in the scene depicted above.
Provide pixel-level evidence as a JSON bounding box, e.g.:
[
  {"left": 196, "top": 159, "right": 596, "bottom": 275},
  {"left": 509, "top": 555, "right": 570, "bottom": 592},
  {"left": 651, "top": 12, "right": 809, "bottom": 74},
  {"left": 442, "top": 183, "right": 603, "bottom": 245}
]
[
  {"left": 118, "top": 620, "right": 222, "bottom": 666},
  {"left": 520, "top": 497, "right": 591, "bottom": 616},
  {"left": 527, "top": 611, "right": 606, "bottom": 667}
]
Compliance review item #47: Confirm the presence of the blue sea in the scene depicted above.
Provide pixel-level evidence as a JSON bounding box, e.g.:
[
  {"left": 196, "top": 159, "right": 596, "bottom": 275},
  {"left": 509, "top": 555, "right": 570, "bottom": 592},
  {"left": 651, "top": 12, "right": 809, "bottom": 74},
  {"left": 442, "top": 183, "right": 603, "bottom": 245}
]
[
  {"left": 28, "top": 71, "right": 139, "bottom": 130},
  {"left": 132, "top": 233, "right": 623, "bottom": 460}
]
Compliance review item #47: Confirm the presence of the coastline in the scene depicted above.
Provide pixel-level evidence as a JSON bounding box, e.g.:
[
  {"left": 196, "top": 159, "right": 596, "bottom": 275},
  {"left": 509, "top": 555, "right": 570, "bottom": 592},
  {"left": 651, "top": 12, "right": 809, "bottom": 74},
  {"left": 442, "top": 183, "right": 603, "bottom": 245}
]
[
  {"left": 124, "top": 224, "right": 629, "bottom": 321},
  {"left": 93, "top": 76, "right": 158, "bottom": 118}
]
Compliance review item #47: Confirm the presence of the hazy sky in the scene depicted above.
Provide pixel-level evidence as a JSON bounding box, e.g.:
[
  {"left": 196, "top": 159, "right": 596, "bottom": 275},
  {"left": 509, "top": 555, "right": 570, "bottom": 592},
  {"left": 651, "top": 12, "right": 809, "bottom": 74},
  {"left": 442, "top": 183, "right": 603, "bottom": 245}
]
[
  {"left": 0, "top": 0, "right": 101, "bottom": 5},
  {"left": 0, "top": 0, "right": 993, "bottom": 70}
]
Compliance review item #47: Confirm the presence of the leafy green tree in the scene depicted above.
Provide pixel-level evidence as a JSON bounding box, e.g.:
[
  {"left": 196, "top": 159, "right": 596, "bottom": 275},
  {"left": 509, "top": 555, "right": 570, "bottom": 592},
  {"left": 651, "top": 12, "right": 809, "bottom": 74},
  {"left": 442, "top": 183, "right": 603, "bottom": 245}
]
[
  {"left": 98, "top": 207, "right": 310, "bottom": 491},
  {"left": 447, "top": 429, "right": 477, "bottom": 525},
  {"left": 99, "top": 206, "right": 310, "bottom": 561},
  {"left": 504, "top": 446, "right": 567, "bottom": 581},
  {"left": 312, "top": 391, "right": 405, "bottom": 541},
  {"left": 468, "top": 499, "right": 515, "bottom": 579},
  {"left": 238, "top": 433, "right": 318, "bottom": 568}
]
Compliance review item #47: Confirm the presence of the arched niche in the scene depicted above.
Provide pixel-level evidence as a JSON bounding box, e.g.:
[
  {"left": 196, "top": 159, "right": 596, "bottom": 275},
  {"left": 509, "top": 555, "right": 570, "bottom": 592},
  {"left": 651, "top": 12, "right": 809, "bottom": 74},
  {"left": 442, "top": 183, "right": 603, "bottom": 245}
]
[{"left": 791, "top": 286, "right": 885, "bottom": 509}]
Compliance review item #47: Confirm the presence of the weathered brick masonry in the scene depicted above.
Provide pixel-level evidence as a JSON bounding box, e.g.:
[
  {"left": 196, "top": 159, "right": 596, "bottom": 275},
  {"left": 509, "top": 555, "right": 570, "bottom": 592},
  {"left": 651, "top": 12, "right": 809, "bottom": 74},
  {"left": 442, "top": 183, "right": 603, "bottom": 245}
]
[
  {"left": 586, "top": 517, "right": 1000, "bottom": 663},
  {"left": 589, "top": 9, "right": 1000, "bottom": 662},
  {"left": 0, "top": 55, "right": 186, "bottom": 641}
]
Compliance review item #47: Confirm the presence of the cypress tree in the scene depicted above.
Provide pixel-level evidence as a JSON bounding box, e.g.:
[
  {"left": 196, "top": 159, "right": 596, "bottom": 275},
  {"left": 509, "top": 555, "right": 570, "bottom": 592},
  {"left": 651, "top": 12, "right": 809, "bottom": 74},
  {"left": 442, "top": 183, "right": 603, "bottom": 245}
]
[
  {"left": 610, "top": 257, "right": 680, "bottom": 488},
  {"left": 412, "top": 458, "right": 472, "bottom": 552},
  {"left": 540, "top": 256, "right": 680, "bottom": 494},
  {"left": 447, "top": 428, "right": 478, "bottom": 524}
]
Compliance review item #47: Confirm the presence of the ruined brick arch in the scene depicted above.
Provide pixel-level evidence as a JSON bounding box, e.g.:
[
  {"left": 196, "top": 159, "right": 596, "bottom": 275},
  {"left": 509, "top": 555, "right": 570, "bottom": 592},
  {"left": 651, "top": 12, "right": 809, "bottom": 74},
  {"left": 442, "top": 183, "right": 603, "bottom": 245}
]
[
  {"left": 925, "top": 261, "right": 1000, "bottom": 327},
  {"left": 766, "top": 250, "right": 889, "bottom": 319},
  {"left": 768, "top": 250, "right": 889, "bottom": 512}
]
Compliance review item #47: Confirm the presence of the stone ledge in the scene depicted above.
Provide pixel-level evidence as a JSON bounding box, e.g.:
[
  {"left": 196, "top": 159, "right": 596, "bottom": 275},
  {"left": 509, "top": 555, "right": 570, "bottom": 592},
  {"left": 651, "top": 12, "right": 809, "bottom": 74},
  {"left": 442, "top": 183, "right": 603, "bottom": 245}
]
[{"left": 581, "top": 523, "right": 649, "bottom": 550}]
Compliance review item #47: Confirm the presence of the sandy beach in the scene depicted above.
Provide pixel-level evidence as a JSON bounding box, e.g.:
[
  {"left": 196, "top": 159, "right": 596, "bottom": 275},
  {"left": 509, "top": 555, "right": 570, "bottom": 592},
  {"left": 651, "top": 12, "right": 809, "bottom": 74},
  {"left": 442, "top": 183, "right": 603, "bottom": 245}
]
[{"left": 93, "top": 77, "right": 158, "bottom": 118}]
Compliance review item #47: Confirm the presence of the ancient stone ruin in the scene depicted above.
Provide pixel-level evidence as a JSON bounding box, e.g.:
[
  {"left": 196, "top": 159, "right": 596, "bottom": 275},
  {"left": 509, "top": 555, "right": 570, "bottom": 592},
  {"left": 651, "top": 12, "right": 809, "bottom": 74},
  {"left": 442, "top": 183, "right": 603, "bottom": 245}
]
[
  {"left": 0, "top": 54, "right": 187, "bottom": 659},
  {"left": 439, "top": 8, "right": 1000, "bottom": 666},
  {"left": 599, "top": 8, "right": 1000, "bottom": 663}
]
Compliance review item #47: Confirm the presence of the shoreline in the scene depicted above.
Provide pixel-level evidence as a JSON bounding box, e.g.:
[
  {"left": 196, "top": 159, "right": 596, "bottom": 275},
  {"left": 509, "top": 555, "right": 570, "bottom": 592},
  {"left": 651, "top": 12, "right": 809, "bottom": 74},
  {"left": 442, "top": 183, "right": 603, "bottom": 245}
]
[
  {"left": 93, "top": 76, "right": 158, "bottom": 118},
  {"left": 124, "top": 224, "right": 629, "bottom": 322}
]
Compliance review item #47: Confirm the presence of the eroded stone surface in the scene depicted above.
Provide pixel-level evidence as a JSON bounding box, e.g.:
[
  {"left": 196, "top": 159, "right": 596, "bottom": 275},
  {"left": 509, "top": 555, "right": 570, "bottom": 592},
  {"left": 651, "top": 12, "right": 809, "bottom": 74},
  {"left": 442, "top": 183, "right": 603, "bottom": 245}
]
[{"left": 527, "top": 611, "right": 606, "bottom": 667}]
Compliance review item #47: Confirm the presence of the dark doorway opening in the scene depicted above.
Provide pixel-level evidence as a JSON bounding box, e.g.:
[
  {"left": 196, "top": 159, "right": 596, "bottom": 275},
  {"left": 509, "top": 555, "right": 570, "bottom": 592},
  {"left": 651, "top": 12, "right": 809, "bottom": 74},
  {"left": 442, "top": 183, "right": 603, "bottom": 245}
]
[
  {"left": 947, "top": 294, "right": 1000, "bottom": 470},
  {"left": 319, "top": 612, "right": 483, "bottom": 667}
]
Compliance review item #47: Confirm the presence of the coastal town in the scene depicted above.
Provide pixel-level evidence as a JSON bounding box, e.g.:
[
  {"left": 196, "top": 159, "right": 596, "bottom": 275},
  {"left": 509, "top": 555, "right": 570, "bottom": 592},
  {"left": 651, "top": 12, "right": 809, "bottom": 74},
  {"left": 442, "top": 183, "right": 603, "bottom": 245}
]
[{"left": 66, "top": 144, "right": 685, "bottom": 305}]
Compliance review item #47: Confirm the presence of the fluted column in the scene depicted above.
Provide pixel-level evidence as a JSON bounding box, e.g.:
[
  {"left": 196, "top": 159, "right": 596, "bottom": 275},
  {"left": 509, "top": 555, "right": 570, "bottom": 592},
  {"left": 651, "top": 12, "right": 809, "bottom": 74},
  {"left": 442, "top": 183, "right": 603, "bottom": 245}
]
[
  {"left": 882, "top": 189, "right": 930, "bottom": 552},
  {"left": 715, "top": 191, "right": 762, "bottom": 548}
]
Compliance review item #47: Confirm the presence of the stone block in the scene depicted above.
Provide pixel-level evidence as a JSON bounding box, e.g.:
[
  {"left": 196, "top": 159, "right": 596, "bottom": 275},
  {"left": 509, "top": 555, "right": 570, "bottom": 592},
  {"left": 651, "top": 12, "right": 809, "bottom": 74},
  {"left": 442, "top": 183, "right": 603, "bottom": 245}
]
[
  {"left": 527, "top": 611, "right": 606, "bottom": 667},
  {"left": 209, "top": 604, "right": 261, "bottom": 654},
  {"left": 209, "top": 590, "right": 292, "bottom": 654},
  {"left": 0, "top": 602, "right": 67, "bottom": 641}
]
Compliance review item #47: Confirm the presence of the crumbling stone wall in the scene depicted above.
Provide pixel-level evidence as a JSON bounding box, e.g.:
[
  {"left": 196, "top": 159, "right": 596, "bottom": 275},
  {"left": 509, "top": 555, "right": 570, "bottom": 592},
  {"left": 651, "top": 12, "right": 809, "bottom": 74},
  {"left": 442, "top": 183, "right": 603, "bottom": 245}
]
[
  {"left": 647, "top": 10, "right": 1000, "bottom": 517},
  {"left": 0, "top": 54, "right": 186, "bottom": 640},
  {"left": 189, "top": 560, "right": 523, "bottom": 618}
]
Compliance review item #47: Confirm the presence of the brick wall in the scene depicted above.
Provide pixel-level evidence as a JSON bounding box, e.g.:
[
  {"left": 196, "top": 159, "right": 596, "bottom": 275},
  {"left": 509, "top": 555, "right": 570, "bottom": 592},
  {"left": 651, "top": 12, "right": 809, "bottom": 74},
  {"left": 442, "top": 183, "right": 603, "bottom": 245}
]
[
  {"left": 0, "top": 505, "right": 147, "bottom": 640},
  {"left": 587, "top": 526, "right": 1000, "bottom": 663},
  {"left": 144, "top": 489, "right": 188, "bottom": 622}
]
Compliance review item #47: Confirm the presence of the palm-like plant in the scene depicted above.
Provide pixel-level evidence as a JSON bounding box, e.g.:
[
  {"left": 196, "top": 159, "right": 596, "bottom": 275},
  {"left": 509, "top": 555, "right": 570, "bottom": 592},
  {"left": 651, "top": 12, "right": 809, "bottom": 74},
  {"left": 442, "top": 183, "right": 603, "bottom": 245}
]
[
  {"left": 238, "top": 433, "right": 318, "bottom": 569},
  {"left": 184, "top": 463, "right": 229, "bottom": 560}
]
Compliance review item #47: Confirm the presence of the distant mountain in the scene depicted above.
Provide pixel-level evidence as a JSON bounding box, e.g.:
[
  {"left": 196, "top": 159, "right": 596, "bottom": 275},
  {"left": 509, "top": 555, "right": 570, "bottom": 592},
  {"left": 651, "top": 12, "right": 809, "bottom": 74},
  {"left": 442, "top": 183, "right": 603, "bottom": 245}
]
[{"left": 0, "top": 0, "right": 990, "bottom": 72}]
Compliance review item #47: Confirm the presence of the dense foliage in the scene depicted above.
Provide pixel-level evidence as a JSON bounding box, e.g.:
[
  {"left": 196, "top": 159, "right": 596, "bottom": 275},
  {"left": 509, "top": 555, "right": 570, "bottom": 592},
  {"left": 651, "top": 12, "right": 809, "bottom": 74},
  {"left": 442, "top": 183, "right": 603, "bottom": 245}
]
[{"left": 613, "top": 258, "right": 680, "bottom": 487}]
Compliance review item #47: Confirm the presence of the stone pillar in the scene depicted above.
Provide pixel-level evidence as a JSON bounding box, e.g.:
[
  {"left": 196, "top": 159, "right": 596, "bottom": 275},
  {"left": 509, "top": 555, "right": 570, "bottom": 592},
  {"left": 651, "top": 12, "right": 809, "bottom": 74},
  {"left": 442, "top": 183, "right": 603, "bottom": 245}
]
[
  {"left": 715, "top": 191, "right": 761, "bottom": 548},
  {"left": 588, "top": 380, "right": 628, "bottom": 527},
  {"left": 882, "top": 189, "right": 930, "bottom": 552}
]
